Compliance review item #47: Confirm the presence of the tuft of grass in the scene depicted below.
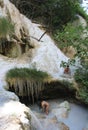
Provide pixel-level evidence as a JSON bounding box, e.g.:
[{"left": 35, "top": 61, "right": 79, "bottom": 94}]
[
  {"left": 0, "top": 17, "right": 14, "bottom": 38},
  {"left": 6, "top": 68, "right": 50, "bottom": 81}
]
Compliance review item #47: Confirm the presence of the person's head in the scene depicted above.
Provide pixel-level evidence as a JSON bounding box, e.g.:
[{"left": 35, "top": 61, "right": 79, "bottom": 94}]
[
  {"left": 67, "top": 65, "right": 69, "bottom": 68},
  {"left": 37, "top": 101, "right": 42, "bottom": 109}
]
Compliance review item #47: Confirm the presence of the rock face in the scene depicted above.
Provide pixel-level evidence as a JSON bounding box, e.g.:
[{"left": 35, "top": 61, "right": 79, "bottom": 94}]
[
  {"left": 0, "top": 0, "right": 76, "bottom": 130},
  {"left": 0, "top": 0, "right": 71, "bottom": 78},
  {"left": 0, "top": 56, "right": 31, "bottom": 130},
  {"left": 0, "top": 101, "right": 31, "bottom": 130},
  {"left": 0, "top": 0, "right": 31, "bottom": 57},
  {"left": 0, "top": 86, "right": 31, "bottom": 130}
]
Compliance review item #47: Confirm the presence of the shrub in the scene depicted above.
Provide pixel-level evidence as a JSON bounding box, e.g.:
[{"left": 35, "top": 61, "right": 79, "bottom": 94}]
[
  {"left": 6, "top": 68, "right": 49, "bottom": 81},
  {"left": 0, "top": 17, "right": 14, "bottom": 38},
  {"left": 54, "top": 23, "right": 88, "bottom": 63},
  {"left": 74, "top": 63, "right": 88, "bottom": 104},
  {"left": 10, "top": 0, "right": 79, "bottom": 30}
]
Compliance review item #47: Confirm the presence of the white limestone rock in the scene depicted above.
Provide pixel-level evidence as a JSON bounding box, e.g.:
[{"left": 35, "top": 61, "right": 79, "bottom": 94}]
[
  {"left": 51, "top": 101, "right": 70, "bottom": 119},
  {"left": 0, "top": 100, "right": 31, "bottom": 130}
]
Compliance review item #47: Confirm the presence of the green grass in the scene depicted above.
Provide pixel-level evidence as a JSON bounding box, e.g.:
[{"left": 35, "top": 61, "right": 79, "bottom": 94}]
[
  {"left": 0, "top": 17, "right": 14, "bottom": 38},
  {"left": 6, "top": 68, "right": 50, "bottom": 81}
]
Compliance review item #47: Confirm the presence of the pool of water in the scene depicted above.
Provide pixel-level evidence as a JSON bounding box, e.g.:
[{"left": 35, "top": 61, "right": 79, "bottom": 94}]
[
  {"left": 29, "top": 99, "right": 88, "bottom": 130},
  {"left": 59, "top": 103, "right": 88, "bottom": 130}
]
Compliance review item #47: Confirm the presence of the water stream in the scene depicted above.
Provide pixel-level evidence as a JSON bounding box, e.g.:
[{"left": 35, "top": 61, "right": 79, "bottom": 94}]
[
  {"left": 30, "top": 110, "right": 44, "bottom": 130},
  {"left": 29, "top": 99, "right": 88, "bottom": 130}
]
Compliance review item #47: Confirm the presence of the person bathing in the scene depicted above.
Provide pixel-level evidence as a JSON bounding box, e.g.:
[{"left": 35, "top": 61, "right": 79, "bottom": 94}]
[{"left": 38, "top": 100, "right": 50, "bottom": 115}]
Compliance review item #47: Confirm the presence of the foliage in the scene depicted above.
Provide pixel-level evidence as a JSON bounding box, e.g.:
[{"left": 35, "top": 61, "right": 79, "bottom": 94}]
[
  {"left": 10, "top": 0, "right": 79, "bottom": 30},
  {"left": 54, "top": 23, "right": 82, "bottom": 48},
  {"left": 54, "top": 23, "right": 88, "bottom": 64},
  {"left": 0, "top": 17, "right": 14, "bottom": 38},
  {"left": 10, "top": 0, "right": 88, "bottom": 31},
  {"left": 54, "top": 22, "right": 88, "bottom": 105},
  {"left": 74, "top": 63, "right": 88, "bottom": 104},
  {"left": 6, "top": 0, "right": 88, "bottom": 105},
  {"left": 60, "top": 59, "right": 76, "bottom": 68},
  {"left": 6, "top": 68, "right": 50, "bottom": 81}
]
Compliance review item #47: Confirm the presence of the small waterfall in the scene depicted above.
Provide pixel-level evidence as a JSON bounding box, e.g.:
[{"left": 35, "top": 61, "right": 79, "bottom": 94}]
[{"left": 30, "top": 110, "right": 44, "bottom": 130}]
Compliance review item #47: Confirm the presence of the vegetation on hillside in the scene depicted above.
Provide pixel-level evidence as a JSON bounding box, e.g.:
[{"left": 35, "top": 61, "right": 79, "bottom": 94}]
[
  {"left": 54, "top": 23, "right": 88, "bottom": 60},
  {"left": 10, "top": 0, "right": 81, "bottom": 30},
  {"left": 54, "top": 23, "right": 88, "bottom": 104},
  {"left": 75, "top": 63, "right": 88, "bottom": 104},
  {"left": 3, "top": 0, "right": 88, "bottom": 104}
]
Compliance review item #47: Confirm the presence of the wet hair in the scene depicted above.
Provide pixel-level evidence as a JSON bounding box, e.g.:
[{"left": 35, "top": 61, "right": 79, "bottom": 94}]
[
  {"left": 37, "top": 101, "right": 42, "bottom": 109},
  {"left": 67, "top": 65, "right": 69, "bottom": 67}
]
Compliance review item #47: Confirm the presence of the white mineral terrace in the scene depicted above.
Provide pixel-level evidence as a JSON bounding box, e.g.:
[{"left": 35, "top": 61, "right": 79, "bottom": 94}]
[{"left": 0, "top": 0, "right": 87, "bottom": 130}]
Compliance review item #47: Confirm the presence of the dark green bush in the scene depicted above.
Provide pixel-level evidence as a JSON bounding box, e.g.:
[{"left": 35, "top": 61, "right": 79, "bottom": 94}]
[
  {"left": 74, "top": 63, "right": 88, "bottom": 104},
  {"left": 10, "top": 0, "right": 79, "bottom": 30}
]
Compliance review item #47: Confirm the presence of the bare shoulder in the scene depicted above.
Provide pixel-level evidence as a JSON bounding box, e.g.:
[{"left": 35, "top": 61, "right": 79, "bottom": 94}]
[{"left": 42, "top": 101, "right": 49, "bottom": 105}]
